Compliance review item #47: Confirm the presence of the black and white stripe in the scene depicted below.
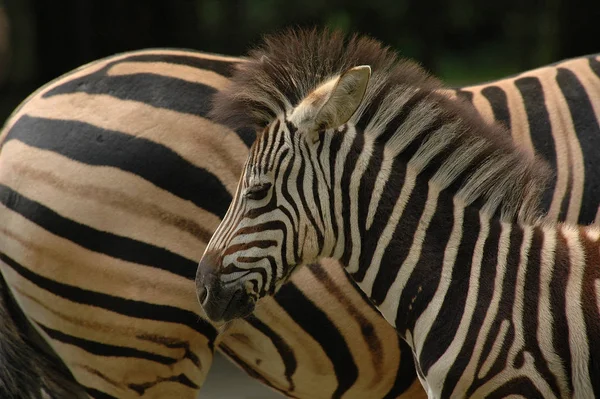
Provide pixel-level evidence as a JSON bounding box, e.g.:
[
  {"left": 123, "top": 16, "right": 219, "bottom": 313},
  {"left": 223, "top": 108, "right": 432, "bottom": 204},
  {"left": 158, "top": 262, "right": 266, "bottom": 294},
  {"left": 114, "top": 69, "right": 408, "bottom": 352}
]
[
  {"left": 198, "top": 29, "right": 600, "bottom": 398},
  {"left": 1, "top": 35, "right": 599, "bottom": 397},
  {"left": 0, "top": 48, "right": 422, "bottom": 399}
]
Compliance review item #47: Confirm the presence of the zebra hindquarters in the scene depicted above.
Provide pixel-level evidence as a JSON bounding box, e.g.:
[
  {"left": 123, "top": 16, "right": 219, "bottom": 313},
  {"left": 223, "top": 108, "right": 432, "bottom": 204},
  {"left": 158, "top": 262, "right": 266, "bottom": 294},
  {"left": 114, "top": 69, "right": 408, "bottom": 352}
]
[{"left": 0, "top": 111, "right": 218, "bottom": 397}]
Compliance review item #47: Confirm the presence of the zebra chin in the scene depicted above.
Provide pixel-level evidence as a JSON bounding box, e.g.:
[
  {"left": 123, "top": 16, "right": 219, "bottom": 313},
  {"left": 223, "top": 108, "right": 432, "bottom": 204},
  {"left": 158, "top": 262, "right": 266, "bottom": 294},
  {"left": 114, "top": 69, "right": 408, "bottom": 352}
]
[{"left": 196, "top": 254, "right": 257, "bottom": 323}]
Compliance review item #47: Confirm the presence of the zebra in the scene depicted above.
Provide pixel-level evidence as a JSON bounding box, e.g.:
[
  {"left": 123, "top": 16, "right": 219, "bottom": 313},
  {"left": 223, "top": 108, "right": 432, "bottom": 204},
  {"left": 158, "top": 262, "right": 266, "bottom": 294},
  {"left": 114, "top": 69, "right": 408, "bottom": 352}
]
[
  {"left": 0, "top": 43, "right": 598, "bottom": 398},
  {"left": 196, "top": 28, "right": 600, "bottom": 398},
  {"left": 0, "top": 48, "right": 420, "bottom": 399}
]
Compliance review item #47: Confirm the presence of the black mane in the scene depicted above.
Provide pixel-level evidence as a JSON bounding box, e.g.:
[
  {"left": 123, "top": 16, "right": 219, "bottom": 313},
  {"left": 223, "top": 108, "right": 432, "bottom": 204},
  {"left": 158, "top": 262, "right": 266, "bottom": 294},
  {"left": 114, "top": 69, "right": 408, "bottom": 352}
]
[
  {"left": 213, "top": 28, "right": 552, "bottom": 224},
  {"left": 210, "top": 28, "right": 440, "bottom": 129}
]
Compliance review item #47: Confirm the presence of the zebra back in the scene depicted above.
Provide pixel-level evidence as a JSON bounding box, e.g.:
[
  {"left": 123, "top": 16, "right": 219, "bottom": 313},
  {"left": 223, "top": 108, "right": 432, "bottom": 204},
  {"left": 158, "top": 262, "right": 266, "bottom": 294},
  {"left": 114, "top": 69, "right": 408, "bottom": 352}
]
[{"left": 452, "top": 54, "right": 600, "bottom": 225}]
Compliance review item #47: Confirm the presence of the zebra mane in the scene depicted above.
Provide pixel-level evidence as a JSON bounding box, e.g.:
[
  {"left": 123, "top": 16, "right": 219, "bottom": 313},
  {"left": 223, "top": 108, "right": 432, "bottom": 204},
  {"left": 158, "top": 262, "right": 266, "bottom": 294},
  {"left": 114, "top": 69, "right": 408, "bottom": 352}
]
[{"left": 212, "top": 28, "right": 551, "bottom": 224}]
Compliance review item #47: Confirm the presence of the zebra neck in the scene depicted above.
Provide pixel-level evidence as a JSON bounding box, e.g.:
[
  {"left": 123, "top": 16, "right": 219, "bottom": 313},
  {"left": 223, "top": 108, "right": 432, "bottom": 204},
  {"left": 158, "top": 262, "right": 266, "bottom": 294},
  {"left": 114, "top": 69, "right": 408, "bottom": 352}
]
[
  {"left": 338, "top": 170, "right": 598, "bottom": 361},
  {"left": 328, "top": 126, "right": 545, "bottom": 338},
  {"left": 325, "top": 90, "right": 551, "bottom": 338},
  {"left": 340, "top": 177, "right": 490, "bottom": 335}
]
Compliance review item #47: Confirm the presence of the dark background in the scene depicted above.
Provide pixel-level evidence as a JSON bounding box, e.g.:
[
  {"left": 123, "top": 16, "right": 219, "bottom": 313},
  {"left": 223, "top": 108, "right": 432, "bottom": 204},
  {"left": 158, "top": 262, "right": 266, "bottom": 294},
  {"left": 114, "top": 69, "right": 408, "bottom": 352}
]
[{"left": 0, "top": 0, "right": 599, "bottom": 124}]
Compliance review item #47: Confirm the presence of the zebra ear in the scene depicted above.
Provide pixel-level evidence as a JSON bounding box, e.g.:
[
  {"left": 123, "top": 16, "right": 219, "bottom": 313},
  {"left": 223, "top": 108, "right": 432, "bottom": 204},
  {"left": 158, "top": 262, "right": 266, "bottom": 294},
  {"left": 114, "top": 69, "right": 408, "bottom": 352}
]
[
  {"left": 292, "top": 65, "right": 371, "bottom": 135},
  {"left": 315, "top": 65, "right": 371, "bottom": 129}
]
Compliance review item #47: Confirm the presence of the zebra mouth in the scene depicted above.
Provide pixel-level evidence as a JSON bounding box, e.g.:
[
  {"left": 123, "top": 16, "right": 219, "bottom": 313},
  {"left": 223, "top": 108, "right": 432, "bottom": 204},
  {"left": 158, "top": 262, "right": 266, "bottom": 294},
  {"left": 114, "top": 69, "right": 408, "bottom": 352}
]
[
  {"left": 203, "top": 285, "right": 257, "bottom": 323},
  {"left": 196, "top": 252, "right": 257, "bottom": 322}
]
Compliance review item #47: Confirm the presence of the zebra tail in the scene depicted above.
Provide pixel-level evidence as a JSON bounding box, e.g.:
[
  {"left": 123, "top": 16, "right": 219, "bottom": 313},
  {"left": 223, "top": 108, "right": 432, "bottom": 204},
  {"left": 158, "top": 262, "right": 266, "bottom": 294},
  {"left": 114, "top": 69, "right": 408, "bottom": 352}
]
[{"left": 0, "top": 274, "right": 87, "bottom": 399}]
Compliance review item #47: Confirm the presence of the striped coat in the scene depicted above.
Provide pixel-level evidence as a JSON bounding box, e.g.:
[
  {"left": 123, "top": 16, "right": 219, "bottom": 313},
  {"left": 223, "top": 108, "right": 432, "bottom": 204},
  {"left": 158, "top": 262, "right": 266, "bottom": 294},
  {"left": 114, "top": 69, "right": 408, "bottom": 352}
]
[
  {"left": 1, "top": 43, "right": 599, "bottom": 397},
  {"left": 196, "top": 29, "right": 600, "bottom": 398}
]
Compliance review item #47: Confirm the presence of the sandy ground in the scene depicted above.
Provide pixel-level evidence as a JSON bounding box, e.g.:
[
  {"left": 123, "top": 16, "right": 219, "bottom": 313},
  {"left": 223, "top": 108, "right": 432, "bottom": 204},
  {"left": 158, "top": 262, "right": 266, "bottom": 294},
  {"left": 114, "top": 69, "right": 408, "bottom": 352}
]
[{"left": 201, "top": 352, "right": 285, "bottom": 398}]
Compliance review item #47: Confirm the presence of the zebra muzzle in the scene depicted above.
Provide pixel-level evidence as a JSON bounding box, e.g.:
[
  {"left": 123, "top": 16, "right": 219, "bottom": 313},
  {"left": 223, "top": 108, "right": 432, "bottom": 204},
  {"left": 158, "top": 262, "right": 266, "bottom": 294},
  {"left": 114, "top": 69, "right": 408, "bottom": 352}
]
[{"left": 196, "top": 254, "right": 256, "bottom": 323}]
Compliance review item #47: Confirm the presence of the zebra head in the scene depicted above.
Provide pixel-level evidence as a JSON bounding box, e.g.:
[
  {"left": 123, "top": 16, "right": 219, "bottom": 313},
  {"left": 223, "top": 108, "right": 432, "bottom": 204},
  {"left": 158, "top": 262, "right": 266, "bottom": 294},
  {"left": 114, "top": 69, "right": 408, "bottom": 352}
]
[{"left": 196, "top": 65, "right": 371, "bottom": 323}]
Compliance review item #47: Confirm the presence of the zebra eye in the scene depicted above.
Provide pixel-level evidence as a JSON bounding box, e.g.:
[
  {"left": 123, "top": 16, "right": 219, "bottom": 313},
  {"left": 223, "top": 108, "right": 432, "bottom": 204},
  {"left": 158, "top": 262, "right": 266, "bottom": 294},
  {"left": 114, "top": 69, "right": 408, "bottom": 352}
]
[{"left": 245, "top": 183, "right": 272, "bottom": 201}]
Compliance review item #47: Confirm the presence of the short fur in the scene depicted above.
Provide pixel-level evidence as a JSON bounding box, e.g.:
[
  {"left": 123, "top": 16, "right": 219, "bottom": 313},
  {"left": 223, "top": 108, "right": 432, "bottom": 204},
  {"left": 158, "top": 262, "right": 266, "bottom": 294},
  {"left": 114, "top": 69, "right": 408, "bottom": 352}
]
[{"left": 212, "top": 28, "right": 551, "bottom": 224}]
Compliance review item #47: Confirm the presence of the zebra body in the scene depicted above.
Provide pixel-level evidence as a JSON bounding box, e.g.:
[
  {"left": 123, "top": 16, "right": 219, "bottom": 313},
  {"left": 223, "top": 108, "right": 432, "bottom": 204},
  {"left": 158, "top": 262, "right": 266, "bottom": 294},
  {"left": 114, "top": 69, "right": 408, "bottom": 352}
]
[
  {"left": 1, "top": 44, "right": 599, "bottom": 397},
  {"left": 197, "top": 29, "right": 600, "bottom": 398},
  {"left": 0, "top": 49, "right": 419, "bottom": 398}
]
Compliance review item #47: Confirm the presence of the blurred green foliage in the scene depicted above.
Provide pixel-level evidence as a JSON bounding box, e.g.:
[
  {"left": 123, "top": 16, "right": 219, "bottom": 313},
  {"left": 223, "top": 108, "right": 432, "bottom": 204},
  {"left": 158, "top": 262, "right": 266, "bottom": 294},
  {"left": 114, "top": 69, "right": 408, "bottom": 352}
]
[{"left": 0, "top": 0, "right": 598, "bottom": 122}]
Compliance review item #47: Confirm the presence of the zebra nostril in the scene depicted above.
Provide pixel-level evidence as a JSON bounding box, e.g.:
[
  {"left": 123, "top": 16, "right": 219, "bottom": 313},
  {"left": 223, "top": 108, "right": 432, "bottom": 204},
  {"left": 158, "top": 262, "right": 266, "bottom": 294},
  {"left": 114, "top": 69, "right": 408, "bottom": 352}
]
[
  {"left": 198, "top": 285, "right": 208, "bottom": 305},
  {"left": 196, "top": 250, "right": 220, "bottom": 306},
  {"left": 196, "top": 279, "right": 210, "bottom": 306}
]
